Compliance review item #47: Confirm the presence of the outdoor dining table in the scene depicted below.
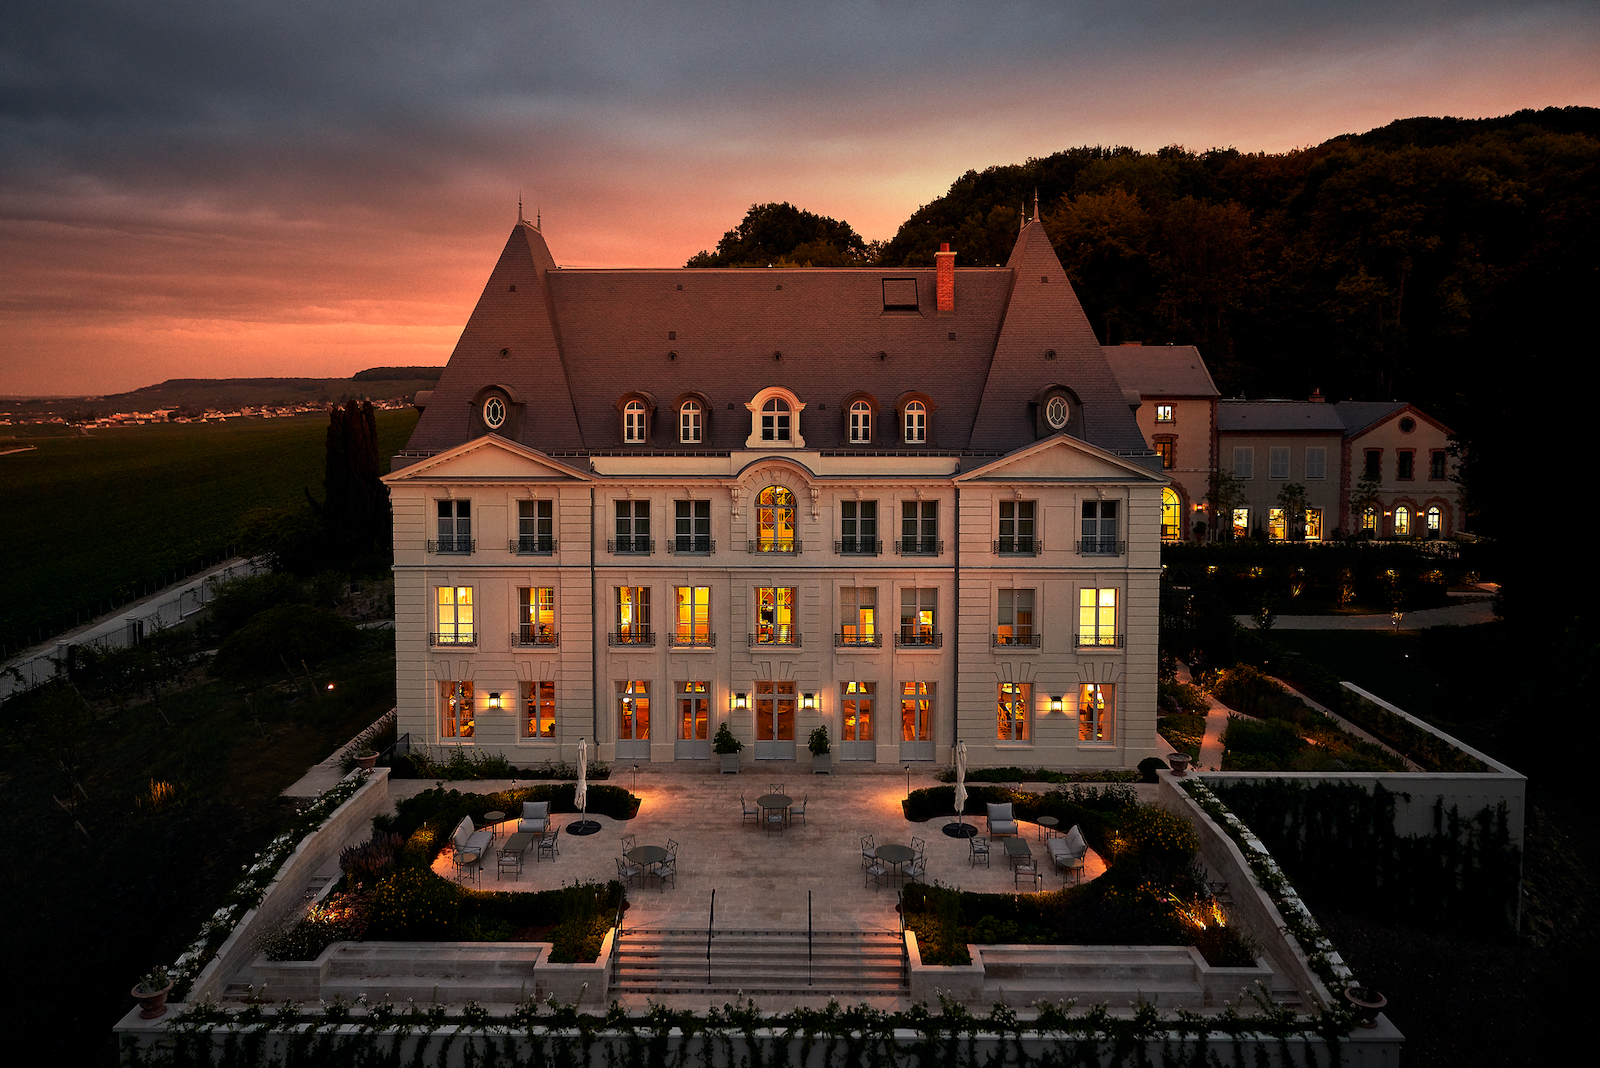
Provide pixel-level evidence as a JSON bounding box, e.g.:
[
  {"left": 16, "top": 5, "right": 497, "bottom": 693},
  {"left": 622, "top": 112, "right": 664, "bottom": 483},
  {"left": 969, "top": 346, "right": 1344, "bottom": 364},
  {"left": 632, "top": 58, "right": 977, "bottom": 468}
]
[
  {"left": 626, "top": 845, "right": 670, "bottom": 885},
  {"left": 756, "top": 793, "right": 792, "bottom": 822},
  {"left": 874, "top": 843, "right": 916, "bottom": 884}
]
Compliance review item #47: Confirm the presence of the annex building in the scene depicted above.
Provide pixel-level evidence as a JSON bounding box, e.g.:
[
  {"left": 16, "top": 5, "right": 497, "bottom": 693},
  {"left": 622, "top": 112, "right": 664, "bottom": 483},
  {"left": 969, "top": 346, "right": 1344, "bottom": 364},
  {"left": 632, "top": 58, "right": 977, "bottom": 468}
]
[{"left": 383, "top": 211, "right": 1170, "bottom": 771}]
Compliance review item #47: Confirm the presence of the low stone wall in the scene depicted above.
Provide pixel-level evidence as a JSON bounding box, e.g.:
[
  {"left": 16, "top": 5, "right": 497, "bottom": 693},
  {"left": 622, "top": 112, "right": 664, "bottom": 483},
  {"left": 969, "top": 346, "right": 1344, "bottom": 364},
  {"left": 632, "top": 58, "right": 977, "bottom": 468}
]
[
  {"left": 186, "top": 769, "right": 392, "bottom": 1005},
  {"left": 905, "top": 930, "right": 983, "bottom": 1005},
  {"left": 1156, "top": 774, "right": 1334, "bottom": 1010}
]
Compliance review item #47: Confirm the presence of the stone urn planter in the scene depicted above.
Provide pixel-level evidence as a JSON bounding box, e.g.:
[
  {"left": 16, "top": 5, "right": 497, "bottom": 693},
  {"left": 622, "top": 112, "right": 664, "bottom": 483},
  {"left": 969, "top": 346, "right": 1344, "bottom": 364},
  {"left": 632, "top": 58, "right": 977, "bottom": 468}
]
[
  {"left": 355, "top": 750, "right": 378, "bottom": 770},
  {"left": 132, "top": 971, "right": 173, "bottom": 1020},
  {"left": 1344, "top": 986, "right": 1387, "bottom": 1028},
  {"left": 1168, "top": 752, "right": 1192, "bottom": 775}
]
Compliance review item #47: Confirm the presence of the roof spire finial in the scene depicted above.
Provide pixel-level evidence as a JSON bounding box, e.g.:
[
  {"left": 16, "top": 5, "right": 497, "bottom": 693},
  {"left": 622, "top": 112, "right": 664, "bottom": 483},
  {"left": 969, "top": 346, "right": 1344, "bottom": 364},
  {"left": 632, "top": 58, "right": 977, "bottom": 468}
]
[
  {"left": 536, "top": 205, "right": 541, "bottom": 230},
  {"left": 518, "top": 193, "right": 524, "bottom": 224},
  {"left": 1033, "top": 187, "right": 1040, "bottom": 222}
]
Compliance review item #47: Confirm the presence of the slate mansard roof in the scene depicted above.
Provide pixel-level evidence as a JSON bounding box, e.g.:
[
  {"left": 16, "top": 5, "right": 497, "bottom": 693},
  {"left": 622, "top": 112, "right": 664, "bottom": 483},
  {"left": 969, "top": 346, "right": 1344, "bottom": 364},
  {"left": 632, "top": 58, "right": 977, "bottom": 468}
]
[
  {"left": 401, "top": 218, "right": 1152, "bottom": 460},
  {"left": 1100, "top": 345, "right": 1220, "bottom": 399}
]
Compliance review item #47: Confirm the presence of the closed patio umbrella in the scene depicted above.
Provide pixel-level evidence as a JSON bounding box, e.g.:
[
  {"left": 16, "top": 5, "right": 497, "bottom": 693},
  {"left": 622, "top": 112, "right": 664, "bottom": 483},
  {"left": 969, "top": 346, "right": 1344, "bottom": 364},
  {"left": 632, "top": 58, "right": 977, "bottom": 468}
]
[
  {"left": 570, "top": 737, "right": 600, "bottom": 834},
  {"left": 945, "top": 739, "right": 976, "bottom": 837}
]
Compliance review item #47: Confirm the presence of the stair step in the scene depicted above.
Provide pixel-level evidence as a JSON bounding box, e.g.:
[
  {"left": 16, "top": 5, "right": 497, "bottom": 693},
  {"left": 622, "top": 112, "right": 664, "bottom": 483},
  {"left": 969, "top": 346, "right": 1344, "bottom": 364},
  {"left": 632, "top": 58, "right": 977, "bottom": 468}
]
[{"left": 614, "top": 929, "right": 907, "bottom": 994}]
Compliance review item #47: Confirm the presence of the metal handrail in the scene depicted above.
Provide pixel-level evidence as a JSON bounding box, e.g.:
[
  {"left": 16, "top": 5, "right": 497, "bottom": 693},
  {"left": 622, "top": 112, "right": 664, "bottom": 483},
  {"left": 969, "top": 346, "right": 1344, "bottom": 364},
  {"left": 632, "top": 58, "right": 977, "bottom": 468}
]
[
  {"left": 707, "top": 889, "right": 715, "bottom": 985},
  {"left": 808, "top": 889, "right": 814, "bottom": 987}
]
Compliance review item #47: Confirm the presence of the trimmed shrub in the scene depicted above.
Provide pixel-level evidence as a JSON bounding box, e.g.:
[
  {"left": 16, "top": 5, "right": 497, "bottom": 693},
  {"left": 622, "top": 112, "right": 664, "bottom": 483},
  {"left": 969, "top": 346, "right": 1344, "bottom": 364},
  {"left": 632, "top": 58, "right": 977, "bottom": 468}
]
[{"left": 367, "top": 867, "right": 459, "bottom": 939}]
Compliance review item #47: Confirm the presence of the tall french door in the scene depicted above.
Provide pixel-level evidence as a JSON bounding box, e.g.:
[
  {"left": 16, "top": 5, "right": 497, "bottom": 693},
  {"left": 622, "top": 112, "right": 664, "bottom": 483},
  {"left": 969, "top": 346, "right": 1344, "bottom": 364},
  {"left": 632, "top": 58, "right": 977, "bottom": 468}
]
[
  {"left": 899, "top": 681, "right": 935, "bottom": 761},
  {"left": 616, "top": 680, "right": 651, "bottom": 760},
  {"left": 675, "top": 680, "right": 710, "bottom": 759},
  {"left": 754, "top": 680, "right": 796, "bottom": 760}
]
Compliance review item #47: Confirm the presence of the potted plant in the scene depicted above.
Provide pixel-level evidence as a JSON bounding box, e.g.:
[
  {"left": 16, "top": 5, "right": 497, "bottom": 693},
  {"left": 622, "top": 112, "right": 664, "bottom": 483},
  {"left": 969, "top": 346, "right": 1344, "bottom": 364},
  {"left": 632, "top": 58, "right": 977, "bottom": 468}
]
[
  {"left": 131, "top": 966, "right": 173, "bottom": 1020},
  {"left": 809, "top": 724, "right": 831, "bottom": 774},
  {"left": 1344, "top": 985, "right": 1388, "bottom": 1028},
  {"left": 713, "top": 721, "right": 743, "bottom": 774},
  {"left": 354, "top": 748, "right": 378, "bottom": 770}
]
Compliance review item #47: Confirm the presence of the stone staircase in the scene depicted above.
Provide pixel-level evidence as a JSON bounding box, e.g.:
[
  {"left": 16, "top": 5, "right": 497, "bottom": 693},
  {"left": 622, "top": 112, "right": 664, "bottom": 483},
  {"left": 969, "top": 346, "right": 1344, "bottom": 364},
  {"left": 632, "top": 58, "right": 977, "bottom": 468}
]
[{"left": 615, "top": 928, "right": 906, "bottom": 997}]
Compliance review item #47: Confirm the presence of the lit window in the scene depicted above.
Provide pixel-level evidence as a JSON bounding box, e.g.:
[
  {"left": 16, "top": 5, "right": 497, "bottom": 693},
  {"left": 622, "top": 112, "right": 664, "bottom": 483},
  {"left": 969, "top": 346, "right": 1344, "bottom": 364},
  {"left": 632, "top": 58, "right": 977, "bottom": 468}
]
[
  {"left": 1426, "top": 506, "right": 1442, "bottom": 537},
  {"left": 1270, "top": 447, "right": 1290, "bottom": 480},
  {"left": 617, "top": 681, "right": 650, "bottom": 742},
  {"left": 439, "top": 680, "right": 474, "bottom": 739},
  {"left": 1394, "top": 505, "right": 1411, "bottom": 536},
  {"left": 1078, "top": 588, "right": 1118, "bottom": 647},
  {"left": 849, "top": 401, "right": 872, "bottom": 443},
  {"left": 435, "top": 586, "right": 474, "bottom": 644},
  {"left": 1155, "top": 404, "right": 1174, "bottom": 423},
  {"left": 840, "top": 500, "right": 877, "bottom": 553},
  {"left": 1079, "top": 683, "right": 1112, "bottom": 742},
  {"left": 1362, "top": 507, "right": 1378, "bottom": 535},
  {"left": 755, "top": 485, "right": 796, "bottom": 552},
  {"left": 435, "top": 499, "right": 471, "bottom": 554},
  {"left": 839, "top": 586, "right": 878, "bottom": 645},
  {"left": 1161, "top": 488, "right": 1181, "bottom": 540},
  {"left": 841, "top": 681, "right": 875, "bottom": 741},
  {"left": 997, "top": 682, "right": 1030, "bottom": 742},
  {"left": 615, "top": 586, "right": 651, "bottom": 643},
  {"left": 1268, "top": 507, "right": 1287, "bottom": 541},
  {"left": 674, "top": 586, "right": 711, "bottom": 645},
  {"left": 1234, "top": 447, "right": 1254, "bottom": 479},
  {"left": 761, "top": 396, "right": 791, "bottom": 441},
  {"left": 624, "top": 399, "right": 648, "bottom": 443},
  {"left": 1081, "top": 500, "right": 1119, "bottom": 554},
  {"left": 998, "top": 500, "right": 1036, "bottom": 553},
  {"left": 996, "top": 588, "right": 1034, "bottom": 646},
  {"left": 1154, "top": 440, "right": 1175, "bottom": 469},
  {"left": 1305, "top": 509, "right": 1323, "bottom": 541},
  {"left": 680, "top": 400, "right": 702, "bottom": 443},
  {"left": 518, "top": 587, "right": 554, "bottom": 644},
  {"left": 522, "top": 681, "right": 555, "bottom": 739},
  {"left": 678, "top": 681, "right": 709, "bottom": 741},
  {"left": 756, "top": 586, "right": 797, "bottom": 644},
  {"left": 1306, "top": 448, "right": 1326, "bottom": 480},
  {"left": 900, "top": 587, "right": 937, "bottom": 646},
  {"left": 1232, "top": 508, "right": 1250, "bottom": 539},
  {"left": 903, "top": 401, "right": 926, "bottom": 443},
  {"left": 901, "top": 681, "right": 933, "bottom": 743}
]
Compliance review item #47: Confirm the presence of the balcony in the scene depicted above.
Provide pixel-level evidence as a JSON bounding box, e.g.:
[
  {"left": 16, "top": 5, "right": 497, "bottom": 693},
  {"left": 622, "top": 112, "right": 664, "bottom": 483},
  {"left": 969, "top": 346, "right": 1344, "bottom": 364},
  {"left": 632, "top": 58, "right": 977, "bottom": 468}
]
[
  {"left": 1076, "top": 538, "right": 1126, "bottom": 556},
  {"left": 512, "top": 628, "right": 560, "bottom": 647},
  {"left": 748, "top": 628, "right": 802, "bottom": 648},
  {"left": 607, "top": 630, "right": 656, "bottom": 647},
  {"left": 666, "top": 537, "right": 715, "bottom": 555},
  {"left": 426, "top": 536, "right": 476, "bottom": 555},
  {"left": 992, "top": 633, "right": 1042, "bottom": 649},
  {"left": 1075, "top": 633, "right": 1126, "bottom": 648},
  {"left": 834, "top": 538, "right": 882, "bottom": 556},
  {"left": 748, "top": 539, "right": 802, "bottom": 554},
  {"left": 607, "top": 537, "right": 655, "bottom": 555},
  {"left": 509, "top": 536, "right": 557, "bottom": 555},
  {"left": 895, "top": 537, "right": 943, "bottom": 556},
  {"left": 993, "top": 537, "right": 1038, "bottom": 556},
  {"left": 667, "top": 632, "right": 716, "bottom": 649},
  {"left": 429, "top": 631, "right": 478, "bottom": 646},
  {"left": 895, "top": 630, "right": 943, "bottom": 649},
  {"left": 835, "top": 632, "right": 883, "bottom": 648}
]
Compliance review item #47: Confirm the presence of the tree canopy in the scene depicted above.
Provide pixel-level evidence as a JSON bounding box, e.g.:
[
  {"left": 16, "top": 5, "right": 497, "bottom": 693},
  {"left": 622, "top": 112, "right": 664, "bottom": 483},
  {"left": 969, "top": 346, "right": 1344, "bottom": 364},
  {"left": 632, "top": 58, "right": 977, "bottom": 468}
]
[{"left": 685, "top": 202, "right": 872, "bottom": 267}]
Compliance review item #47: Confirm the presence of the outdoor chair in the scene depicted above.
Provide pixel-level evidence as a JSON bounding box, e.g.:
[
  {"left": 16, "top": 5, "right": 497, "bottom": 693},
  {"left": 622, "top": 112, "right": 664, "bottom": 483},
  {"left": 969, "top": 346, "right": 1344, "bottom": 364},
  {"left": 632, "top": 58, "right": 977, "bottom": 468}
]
[
  {"left": 452, "top": 815, "right": 492, "bottom": 858},
  {"left": 911, "top": 836, "right": 925, "bottom": 855},
  {"left": 789, "top": 797, "right": 807, "bottom": 824},
  {"left": 769, "top": 782, "right": 785, "bottom": 795},
  {"left": 620, "top": 833, "right": 637, "bottom": 854},
  {"left": 860, "top": 834, "right": 875, "bottom": 869},
  {"left": 655, "top": 856, "right": 677, "bottom": 891},
  {"left": 518, "top": 801, "right": 550, "bottom": 835},
  {"left": 497, "top": 845, "right": 522, "bottom": 881},
  {"left": 904, "top": 850, "right": 927, "bottom": 883},
  {"left": 865, "top": 855, "right": 892, "bottom": 891},
  {"left": 1014, "top": 860, "right": 1044, "bottom": 891},
  {"left": 968, "top": 835, "right": 990, "bottom": 867},
  {"left": 986, "top": 802, "right": 1019, "bottom": 837},
  {"left": 616, "top": 855, "right": 643, "bottom": 887},
  {"left": 537, "top": 826, "right": 561, "bottom": 862},
  {"left": 742, "top": 795, "right": 759, "bottom": 825},
  {"left": 1048, "top": 825, "right": 1088, "bottom": 885},
  {"left": 765, "top": 809, "right": 785, "bottom": 834},
  {"left": 665, "top": 837, "right": 680, "bottom": 860}
]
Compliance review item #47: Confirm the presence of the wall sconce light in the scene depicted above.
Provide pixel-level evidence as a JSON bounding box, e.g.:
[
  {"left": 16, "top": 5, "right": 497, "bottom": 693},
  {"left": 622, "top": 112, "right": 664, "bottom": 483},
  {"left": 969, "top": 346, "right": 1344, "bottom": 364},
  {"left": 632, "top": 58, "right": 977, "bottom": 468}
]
[
  {"left": 489, "top": 692, "right": 502, "bottom": 709},
  {"left": 802, "top": 692, "right": 816, "bottom": 710},
  {"left": 1050, "top": 695, "right": 1063, "bottom": 714},
  {"left": 733, "top": 692, "right": 748, "bottom": 710}
]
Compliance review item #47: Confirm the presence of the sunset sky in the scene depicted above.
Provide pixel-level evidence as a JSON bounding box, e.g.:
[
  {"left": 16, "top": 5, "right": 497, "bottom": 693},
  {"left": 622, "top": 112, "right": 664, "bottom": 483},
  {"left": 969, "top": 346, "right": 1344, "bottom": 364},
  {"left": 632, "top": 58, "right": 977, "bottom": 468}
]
[{"left": 3, "top": 1, "right": 1597, "bottom": 396}]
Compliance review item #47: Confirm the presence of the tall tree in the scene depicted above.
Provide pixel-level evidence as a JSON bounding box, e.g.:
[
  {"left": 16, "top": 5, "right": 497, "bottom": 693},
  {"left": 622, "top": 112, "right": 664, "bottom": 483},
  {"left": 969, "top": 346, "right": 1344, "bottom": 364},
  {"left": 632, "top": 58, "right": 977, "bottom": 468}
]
[{"left": 686, "top": 202, "right": 869, "bottom": 267}]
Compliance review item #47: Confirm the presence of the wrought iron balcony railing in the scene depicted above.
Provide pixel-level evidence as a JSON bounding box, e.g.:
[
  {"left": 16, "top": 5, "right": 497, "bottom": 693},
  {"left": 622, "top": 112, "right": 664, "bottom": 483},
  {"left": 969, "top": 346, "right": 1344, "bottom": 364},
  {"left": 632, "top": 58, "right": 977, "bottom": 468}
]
[
  {"left": 992, "top": 633, "right": 1042, "bottom": 648},
  {"left": 429, "top": 631, "right": 478, "bottom": 646},
  {"left": 666, "top": 537, "right": 715, "bottom": 555},
  {"left": 993, "top": 537, "right": 1038, "bottom": 555},
  {"left": 510, "top": 536, "right": 557, "bottom": 555},
  {"left": 834, "top": 538, "right": 882, "bottom": 555},
  {"left": 426, "top": 536, "right": 476, "bottom": 554},
  {"left": 748, "top": 538, "right": 801, "bottom": 554},
  {"left": 835, "top": 632, "right": 883, "bottom": 648},
  {"left": 748, "top": 628, "right": 802, "bottom": 647},
  {"left": 607, "top": 629, "right": 656, "bottom": 646},
  {"left": 607, "top": 537, "right": 655, "bottom": 555},
  {"left": 513, "top": 628, "right": 560, "bottom": 647},
  {"left": 667, "top": 632, "right": 716, "bottom": 648},
  {"left": 895, "top": 631, "right": 943, "bottom": 648},
  {"left": 1075, "top": 633, "right": 1126, "bottom": 648},
  {"left": 1076, "top": 538, "right": 1126, "bottom": 556},
  {"left": 895, "top": 538, "right": 943, "bottom": 556}
]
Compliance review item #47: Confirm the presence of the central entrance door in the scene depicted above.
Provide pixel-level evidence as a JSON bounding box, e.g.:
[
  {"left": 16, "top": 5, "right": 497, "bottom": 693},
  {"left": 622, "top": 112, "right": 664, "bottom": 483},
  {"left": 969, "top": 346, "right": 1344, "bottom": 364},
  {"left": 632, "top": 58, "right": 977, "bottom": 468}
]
[{"left": 754, "top": 680, "right": 796, "bottom": 760}]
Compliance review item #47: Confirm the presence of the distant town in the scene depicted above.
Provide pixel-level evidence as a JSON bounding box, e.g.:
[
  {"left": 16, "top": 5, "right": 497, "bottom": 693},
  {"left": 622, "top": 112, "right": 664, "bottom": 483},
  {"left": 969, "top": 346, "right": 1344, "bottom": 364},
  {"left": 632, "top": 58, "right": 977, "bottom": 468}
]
[{"left": 0, "top": 396, "right": 414, "bottom": 430}]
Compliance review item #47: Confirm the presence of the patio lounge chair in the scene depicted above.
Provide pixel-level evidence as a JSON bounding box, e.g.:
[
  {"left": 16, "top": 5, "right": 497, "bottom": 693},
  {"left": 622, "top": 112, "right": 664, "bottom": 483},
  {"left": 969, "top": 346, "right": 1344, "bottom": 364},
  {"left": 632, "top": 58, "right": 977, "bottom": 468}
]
[
  {"left": 1047, "top": 825, "right": 1088, "bottom": 884},
  {"left": 452, "top": 815, "right": 492, "bottom": 858},
  {"left": 517, "top": 801, "right": 550, "bottom": 835},
  {"left": 986, "top": 803, "right": 1019, "bottom": 837}
]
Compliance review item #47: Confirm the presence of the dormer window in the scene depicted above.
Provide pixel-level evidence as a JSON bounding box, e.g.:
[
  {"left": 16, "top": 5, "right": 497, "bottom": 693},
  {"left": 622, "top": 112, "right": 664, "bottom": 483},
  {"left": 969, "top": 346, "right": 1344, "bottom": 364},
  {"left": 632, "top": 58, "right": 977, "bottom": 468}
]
[
  {"left": 903, "top": 401, "right": 926, "bottom": 443},
  {"left": 1045, "top": 396, "right": 1069, "bottom": 430},
  {"left": 849, "top": 401, "right": 872, "bottom": 443},
  {"left": 624, "top": 400, "right": 648, "bottom": 443},
  {"left": 483, "top": 396, "right": 506, "bottom": 429},
  {"left": 745, "top": 387, "right": 806, "bottom": 448},
  {"left": 762, "top": 397, "right": 791, "bottom": 441},
  {"left": 680, "top": 400, "right": 702, "bottom": 443}
]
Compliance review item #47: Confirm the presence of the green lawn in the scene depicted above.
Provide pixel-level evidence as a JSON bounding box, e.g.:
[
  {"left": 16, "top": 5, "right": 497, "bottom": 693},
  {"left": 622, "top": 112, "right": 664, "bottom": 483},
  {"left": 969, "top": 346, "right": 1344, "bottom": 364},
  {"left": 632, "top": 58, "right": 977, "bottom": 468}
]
[{"left": 0, "top": 410, "right": 417, "bottom": 655}]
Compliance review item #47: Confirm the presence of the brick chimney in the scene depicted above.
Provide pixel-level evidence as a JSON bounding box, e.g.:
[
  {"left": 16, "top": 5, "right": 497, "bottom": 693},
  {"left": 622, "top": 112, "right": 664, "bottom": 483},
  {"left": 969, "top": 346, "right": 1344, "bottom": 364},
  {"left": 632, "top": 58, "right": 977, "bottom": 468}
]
[
  {"left": 1309, "top": 388, "right": 1325, "bottom": 403},
  {"left": 936, "top": 242, "right": 955, "bottom": 312}
]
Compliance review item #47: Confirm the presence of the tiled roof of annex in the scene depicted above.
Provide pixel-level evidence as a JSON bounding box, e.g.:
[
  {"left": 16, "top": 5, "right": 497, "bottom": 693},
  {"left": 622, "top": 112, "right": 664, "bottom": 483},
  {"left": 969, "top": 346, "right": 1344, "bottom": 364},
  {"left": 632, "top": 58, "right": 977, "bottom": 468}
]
[
  {"left": 1101, "top": 345, "right": 1220, "bottom": 398},
  {"left": 1217, "top": 401, "right": 1348, "bottom": 433},
  {"left": 402, "top": 219, "right": 1150, "bottom": 459}
]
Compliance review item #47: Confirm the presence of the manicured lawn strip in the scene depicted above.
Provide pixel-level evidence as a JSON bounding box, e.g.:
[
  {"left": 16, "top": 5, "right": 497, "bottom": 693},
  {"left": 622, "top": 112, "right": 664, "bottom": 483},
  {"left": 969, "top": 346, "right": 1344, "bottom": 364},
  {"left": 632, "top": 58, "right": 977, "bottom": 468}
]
[{"left": 0, "top": 409, "right": 416, "bottom": 654}]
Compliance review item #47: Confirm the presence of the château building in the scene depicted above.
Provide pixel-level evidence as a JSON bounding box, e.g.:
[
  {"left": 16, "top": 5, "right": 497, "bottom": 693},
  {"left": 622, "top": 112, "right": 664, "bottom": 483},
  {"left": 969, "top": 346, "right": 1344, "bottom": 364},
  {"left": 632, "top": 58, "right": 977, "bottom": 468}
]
[{"left": 382, "top": 212, "right": 1170, "bottom": 770}]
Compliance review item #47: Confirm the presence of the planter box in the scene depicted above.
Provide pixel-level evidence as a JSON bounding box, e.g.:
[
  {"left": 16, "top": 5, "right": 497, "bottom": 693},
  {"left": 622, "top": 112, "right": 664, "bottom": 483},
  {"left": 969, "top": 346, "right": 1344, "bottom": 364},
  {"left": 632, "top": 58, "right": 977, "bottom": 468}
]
[
  {"left": 812, "top": 752, "right": 831, "bottom": 774},
  {"left": 906, "top": 930, "right": 985, "bottom": 1006},
  {"left": 719, "top": 752, "right": 741, "bottom": 774}
]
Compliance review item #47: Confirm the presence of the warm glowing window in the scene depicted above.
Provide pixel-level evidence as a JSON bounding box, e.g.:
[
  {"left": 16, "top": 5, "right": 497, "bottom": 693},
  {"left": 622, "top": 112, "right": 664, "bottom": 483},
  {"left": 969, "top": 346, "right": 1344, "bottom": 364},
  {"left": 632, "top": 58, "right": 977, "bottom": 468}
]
[
  {"left": 1268, "top": 507, "right": 1287, "bottom": 541},
  {"left": 1079, "top": 683, "right": 1113, "bottom": 742},
  {"left": 1362, "top": 507, "right": 1378, "bottom": 534},
  {"left": 678, "top": 681, "right": 709, "bottom": 741},
  {"left": 1305, "top": 509, "right": 1323, "bottom": 541},
  {"left": 1154, "top": 440, "right": 1175, "bottom": 470},
  {"left": 624, "top": 400, "right": 648, "bottom": 443},
  {"left": 1426, "top": 506, "right": 1442, "bottom": 536},
  {"left": 903, "top": 401, "right": 926, "bottom": 443},
  {"left": 1393, "top": 505, "right": 1411, "bottom": 536},
  {"left": 1155, "top": 404, "right": 1174, "bottom": 423},
  {"left": 522, "top": 680, "right": 555, "bottom": 739},
  {"left": 841, "top": 681, "right": 875, "bottom": 741},
  {"left": 901, "top": 681, "right": 933, "bottom": 742},
  {"left": 439, "top": 680, "right": 474, "bottom": 739},
  {"left": 616, "top": 586, "right": 651, "bottom": 642},
  {"left": 756, "top": 485, "right": 796, "bottom": 551},
  {"left": 1078, "top": 588, "right": 1118, "bottom": 647},
  {"left": 679, "top": 400, "right": 702, "bottom": 443},
  {"left": 756, "top": 586, "right": 796, "bottom": 644},
  {"left": 435, "top": 586, "right": 474, "bottom": 643},
  {"left": 674, "top": 585, "right": 711, "bottom": 643},
  {"left": 840, "top": 587, "right": 877, "bottom": 644},
  {"left": 1161, "top": 488, "right": 1181, "bottom": 540},
  {"left": 518, "top": 587, "right": 554, "bottom": 644},
  {"left": 900, "top": 587, "right": 937, "bottom": 645},
  {"left": 997, "top": 682, "right": 1030, "bottom": 742},
  {"left": 996, "top": 588, "right": 1034, "bottom": 645},
  {"left": 617, "top": 680, "right": 650, "bottom": 741},
  {"left": 1232, "top": 508, "right": 1250, "bottom": 538},
  {"left": 849, "top": 401, "right": 872, "bottom": 443}
]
